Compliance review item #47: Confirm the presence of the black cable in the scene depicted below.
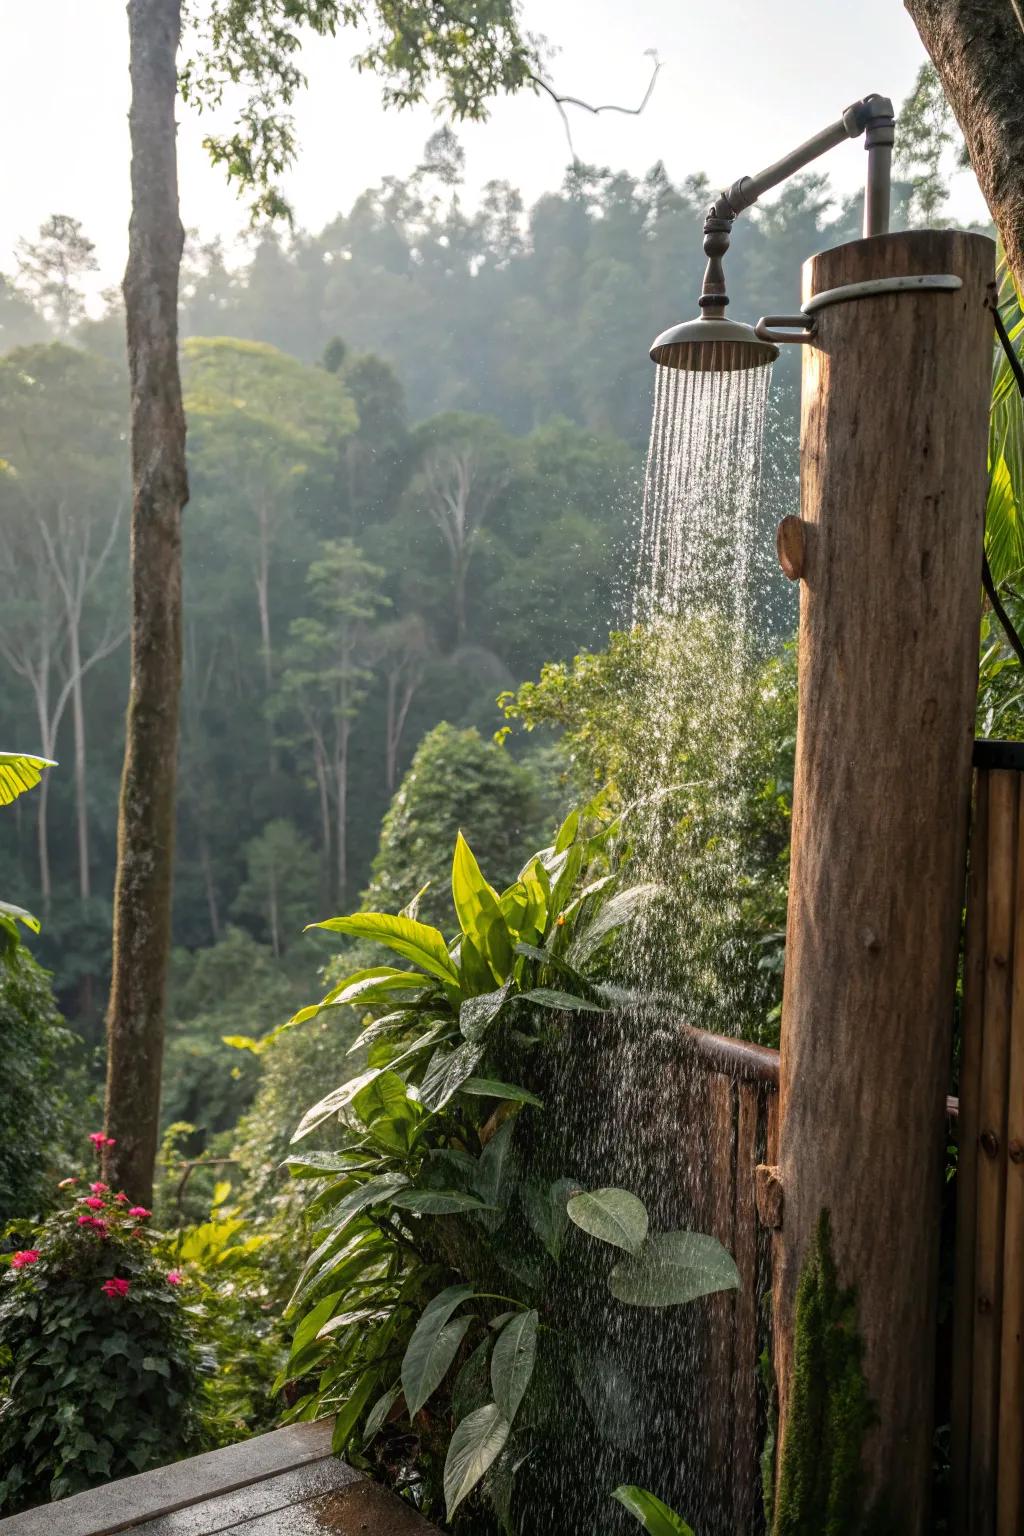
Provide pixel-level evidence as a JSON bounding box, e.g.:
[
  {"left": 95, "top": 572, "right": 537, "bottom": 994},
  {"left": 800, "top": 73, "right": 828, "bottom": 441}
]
[
  {"left": 983, "top": 547, "right": 1024, "bottom": 668},
  {"left": 985, "top": 290, "right": 1024, "bottom": 664}
]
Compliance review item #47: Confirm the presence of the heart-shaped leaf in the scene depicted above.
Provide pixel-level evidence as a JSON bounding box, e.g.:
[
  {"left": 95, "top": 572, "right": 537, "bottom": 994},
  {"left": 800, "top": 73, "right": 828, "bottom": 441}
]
[
  {"left": 444, "top": 1402, "right": 510, "bottom": 1521},
  {"left": 609, "top": 1231, "right": 740, "bottom": 1308},
  {"left": 402, "top": 1285, "right": 475, "bottom": 1417},
  {"left": 490, "top": 1309, "right": 538, "bottom": 1424},
  {"left": 567, "top": 1188, "right": 648, "bottom": 1255}
]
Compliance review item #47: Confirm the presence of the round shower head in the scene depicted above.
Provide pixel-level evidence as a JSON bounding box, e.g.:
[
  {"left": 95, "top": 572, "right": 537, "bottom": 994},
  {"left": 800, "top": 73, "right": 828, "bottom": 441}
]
[{"left": 650, "top": 315, "right": 779, "bottom": 373}]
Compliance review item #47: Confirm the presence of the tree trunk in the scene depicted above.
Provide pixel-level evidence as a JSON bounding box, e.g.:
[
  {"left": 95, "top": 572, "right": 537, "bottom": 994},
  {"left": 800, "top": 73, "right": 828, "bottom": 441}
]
[
  {"left": 103, "top": 0, "right": 188, "bottom": 1204},
  {"left": 69, "top": 623, "right": 91, "bottom": 899},
  {"left": 199, "top": 828, "right": 220, "bottom": 941},
  {"left": 336, "top": 717, "right": 350, "bottom": 908},
  {"left": 32, "top": 684, "right": 54, "bottom": 913},
  {"left": 906, "top": 0, "right": 1024, "bottom": 293},
  {"left": 772, "top": 231, "right": 993, "bottom": 1533}
]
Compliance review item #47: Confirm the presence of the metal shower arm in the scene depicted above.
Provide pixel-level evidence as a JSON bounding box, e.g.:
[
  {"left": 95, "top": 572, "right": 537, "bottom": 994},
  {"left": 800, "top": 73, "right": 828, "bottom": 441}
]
[
  {"left": 699, "top": 93, "right": 895, "bottom": 320},
  {"left": 718, "top": 94, "right": 895, "bottom": 233}
]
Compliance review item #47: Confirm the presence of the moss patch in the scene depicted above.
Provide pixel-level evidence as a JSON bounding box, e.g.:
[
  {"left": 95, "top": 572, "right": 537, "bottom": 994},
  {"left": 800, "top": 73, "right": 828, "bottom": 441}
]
[{"left": 772, "top": 1209, "right": 879, "bottom": 1535}]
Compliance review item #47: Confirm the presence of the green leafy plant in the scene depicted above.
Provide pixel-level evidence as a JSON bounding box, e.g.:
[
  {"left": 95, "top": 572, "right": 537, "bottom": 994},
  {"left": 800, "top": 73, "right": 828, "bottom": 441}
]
[
  {"left": 0, "top": 1141, "right": 205, "bottom": 1509},
  {"left": 612, "top": 1484, "right": 697, "bottom": 1535},
  {"left": 281, "top": 803, "right": 740, "bottom": 1526},
  {"left": 163, "top": 1181, "right": 287, "bottom": 1443},
  {"left": 0, "top": 751, "right": 54, "bottom": 961}
]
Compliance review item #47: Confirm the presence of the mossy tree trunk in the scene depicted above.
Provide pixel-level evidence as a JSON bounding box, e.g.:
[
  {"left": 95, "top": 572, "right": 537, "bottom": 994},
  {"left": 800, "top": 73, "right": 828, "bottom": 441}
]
[{"left": 103, "top": 0, "right": 188, "bottom": 1204}]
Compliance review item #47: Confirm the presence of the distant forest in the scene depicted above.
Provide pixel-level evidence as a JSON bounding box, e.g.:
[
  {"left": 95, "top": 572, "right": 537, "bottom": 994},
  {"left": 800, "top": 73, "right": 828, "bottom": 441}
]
[{"left": 0, "top": 131, "right": 968, "bottom": 1092}]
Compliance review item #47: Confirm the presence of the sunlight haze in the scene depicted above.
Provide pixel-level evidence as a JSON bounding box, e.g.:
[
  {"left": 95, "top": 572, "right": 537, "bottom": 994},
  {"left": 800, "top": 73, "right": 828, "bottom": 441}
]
[{"left": 5, "top": 0, "right": 987, "bottom": 294}]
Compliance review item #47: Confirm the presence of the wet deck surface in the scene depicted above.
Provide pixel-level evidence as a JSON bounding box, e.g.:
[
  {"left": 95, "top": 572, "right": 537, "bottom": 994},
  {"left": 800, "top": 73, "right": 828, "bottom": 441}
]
[{"left": 0, "top": 1421, "right": 441, "bottom": 1536}]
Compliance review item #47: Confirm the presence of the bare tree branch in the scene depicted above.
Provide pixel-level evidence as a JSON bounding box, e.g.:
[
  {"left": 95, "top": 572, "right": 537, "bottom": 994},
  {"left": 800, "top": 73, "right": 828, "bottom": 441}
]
[{"left": 529, "top": 51, "right": 662, "bottom": 165}]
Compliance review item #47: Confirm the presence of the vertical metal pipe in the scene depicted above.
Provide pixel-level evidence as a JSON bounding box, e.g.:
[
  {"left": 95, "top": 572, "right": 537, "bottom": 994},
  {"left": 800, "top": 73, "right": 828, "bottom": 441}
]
[{"left": 864, "top": 141, "right": 893, "bottom": 236}]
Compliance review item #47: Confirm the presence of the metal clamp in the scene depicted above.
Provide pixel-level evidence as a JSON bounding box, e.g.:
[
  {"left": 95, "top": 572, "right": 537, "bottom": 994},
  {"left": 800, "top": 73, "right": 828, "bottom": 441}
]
[
  {"left": 804, "top": 273, "right": 963, "bottom": 314},
  {"left": 755, "top": 313, "right": 817, "bottom": 346},
  {"left": 755, "top": 275, "right": 963, "bottom": 349}
]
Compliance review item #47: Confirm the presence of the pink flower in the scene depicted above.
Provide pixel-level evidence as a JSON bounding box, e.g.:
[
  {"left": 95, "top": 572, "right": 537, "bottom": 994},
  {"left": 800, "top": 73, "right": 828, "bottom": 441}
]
[
  {"left": 81, "top": 1197, "right": 106, "bottom": 1210},
  {"left": 58, "top": 1177, "right": 78, "bottom": 1189},
  {"left": 101, "top": 1277, "right": 130, "bottom": 1299},
  {"left": 90, "top": 1181, "right": 109, "bottom": 1194},
  {"left": 128, "top": 1206, "right": 151, "bottom": 1220},
  {"left": 166, "top": 1271, "right": 184, "bottom": 1286},
  {"left": 77, "top": 1215, "right": 109, "bottom": 1237},
  {"left": 113, "top": 1192, "right": 129, "bottom": 1204},
  {"left": 11, "top": 1250, "right": 40, "bottom": 1268},
  {"left": 89, "top": 1132, "right": 116, "bottom": 1148}
]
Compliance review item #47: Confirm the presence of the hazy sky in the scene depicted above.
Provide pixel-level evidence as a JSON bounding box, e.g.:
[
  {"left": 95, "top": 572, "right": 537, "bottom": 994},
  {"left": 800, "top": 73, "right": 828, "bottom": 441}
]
[{"left": 2, "top": 0, "right": 987, "bottom": 295}]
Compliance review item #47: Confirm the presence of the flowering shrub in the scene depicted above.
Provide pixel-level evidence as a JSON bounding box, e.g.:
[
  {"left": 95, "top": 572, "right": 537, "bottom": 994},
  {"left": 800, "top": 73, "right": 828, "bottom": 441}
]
[{"left": 0, "top": 1140, "right": 206, "bottom": 1511}]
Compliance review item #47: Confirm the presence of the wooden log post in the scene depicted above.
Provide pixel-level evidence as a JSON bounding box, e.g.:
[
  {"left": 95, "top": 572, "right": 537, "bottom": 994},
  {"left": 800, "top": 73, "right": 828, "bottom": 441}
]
[{"left": 773, "top": 230, "right": 994, "bottom": 1532}]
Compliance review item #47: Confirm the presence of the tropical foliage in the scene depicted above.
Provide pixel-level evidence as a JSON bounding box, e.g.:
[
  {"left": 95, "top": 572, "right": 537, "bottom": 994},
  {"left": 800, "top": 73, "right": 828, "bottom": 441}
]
[
  {"left": 279, "top": 808, "right": 739, "bottom": 1526},
  {"left": 0, "top": 751, "right": 53, "bottom": 960},
  {"left": 0, "top": 1156, "right": 206, "bottom": 1509}
]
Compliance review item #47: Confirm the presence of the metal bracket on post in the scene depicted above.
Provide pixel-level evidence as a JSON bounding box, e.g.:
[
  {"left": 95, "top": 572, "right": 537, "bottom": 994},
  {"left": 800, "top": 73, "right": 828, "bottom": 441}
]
[{"left": 755, "top": 276, "right": 964, "bottom": 349}]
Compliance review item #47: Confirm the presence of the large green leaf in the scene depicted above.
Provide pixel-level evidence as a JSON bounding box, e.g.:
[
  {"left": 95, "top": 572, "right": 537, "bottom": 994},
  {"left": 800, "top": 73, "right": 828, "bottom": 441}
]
[
  {"left": 490, "top": 1309, "right": 538, "bottom": 1424},
  {"left": 459, "top": 979, "right": 512, "bottom": 1041},
  {"left": 0, "top": 752, "right": 55, "bottom": 807},
  {"left": 284, "top": 967, "right": 427, "bottom": 1032},
  {"left": 452, "top": 831, "right": 501, "bottom": 941},
  {"left": 460, "top": 1077, "right": 543, "bottom": 1108},
  {"left": 609, "top": 1232, "right": 740, "bottom": 1308},
  {"left": 362, "top": 1383, "right": 401, "bottom": 1447},
  {"left": 390, "top": 1189, "right": 490, "bottom": 1216},
  {"left": 308, "top": 912, "right": 458, "bottom": 984},
  {"left": 0, "top": 898, "right": 41, "bottom": 937},
  {"left": 402, "top": 1284, "right": 476, "bottom": 1417},
  {"left": 472, "top": 1116, "right": 517, "bottom": 1209},
  {"left": 282, "top": 1151, "right": 379, "bottom": 1179},
  {"left": 443, "top": 1402, "right": 510, "bottom": 1521},
  {"left": 521, "top": 1177, "right": 576, "bottom": 1261},
  {"left": 520, "top": 987, "right": 607, "bottom": 1014},
  {"left": 291, "top": 1068, "right": 384, "bottom": 1142},
  {"left": 418, "top": 1040, "right": 485, "bottom": 1111},
  {"left": 611, "top": 1485, "right": 696, "bottom": 1535},
  {"left": 569, "top": 883, "right": 662, "bottom": 964},
  {"left": 288, "top": 1223, "right": 391, "bottom": 1311},
  {"left": 452, "top": 1334, "right": 494, "bottom": 1424},
  {"left": 567, "top": 1188, "right": 649, "bottom": 1256}
]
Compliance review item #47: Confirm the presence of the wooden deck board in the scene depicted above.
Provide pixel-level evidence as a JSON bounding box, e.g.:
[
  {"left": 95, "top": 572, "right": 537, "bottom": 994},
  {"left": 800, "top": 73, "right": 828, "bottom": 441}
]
[
  {"left": 126, "top": 1459, "right": 360, "bottom": 1536},
  {"left": 0, "top": 1422, "right": 440, "bottom": 1536}
]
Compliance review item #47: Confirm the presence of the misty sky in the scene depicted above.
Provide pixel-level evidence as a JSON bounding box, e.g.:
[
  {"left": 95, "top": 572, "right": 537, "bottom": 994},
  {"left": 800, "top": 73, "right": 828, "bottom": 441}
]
[{"left": 4, "top": 0, "right": 987, "bottom": 296}]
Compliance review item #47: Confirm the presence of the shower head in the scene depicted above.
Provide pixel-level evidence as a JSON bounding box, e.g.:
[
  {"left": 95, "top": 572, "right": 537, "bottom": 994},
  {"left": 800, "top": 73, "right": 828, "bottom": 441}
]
[
  {"left": 652, "top": 94, "right": 894, "bottom": 376},
  {"left": 649, "top": 315, "right": 779, "bottom": 373}
]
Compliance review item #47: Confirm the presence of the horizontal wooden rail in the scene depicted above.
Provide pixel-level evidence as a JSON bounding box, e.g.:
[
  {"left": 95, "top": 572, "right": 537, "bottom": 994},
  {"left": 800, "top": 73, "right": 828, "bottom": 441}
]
[{"left": 678, "top": 1022, "right": 960, "bottom": 1120}]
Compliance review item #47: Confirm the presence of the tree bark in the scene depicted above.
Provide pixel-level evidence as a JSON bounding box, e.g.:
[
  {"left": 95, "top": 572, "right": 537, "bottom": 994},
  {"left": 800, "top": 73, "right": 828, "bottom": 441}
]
[
  {"left": 104, "top": 0, "right": 188, "bottom": 1204},
  {"left": 906, "top": 0, "right": 1024, "bottom": 292},
  {"left": 69, "top": 622, "right": 91, "bottom": 899},
  {"left": 773, "top": 231, "right": 993, "bottom": 1533}
]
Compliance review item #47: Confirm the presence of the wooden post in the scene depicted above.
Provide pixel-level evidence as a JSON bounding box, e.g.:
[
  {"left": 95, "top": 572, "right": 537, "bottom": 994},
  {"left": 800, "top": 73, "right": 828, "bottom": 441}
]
[
  {"left": 971, "top": 770, "right": 1017, "bottom": 1529},
  {"left": 773, "top": 230, "right": 994, "bottom": 1531},
  {"left": 998, "top": 780, "right": 1024, "bottom": 1535},
  {"left": 952, "top": 771, "right": 989, "bottom": 1529}
]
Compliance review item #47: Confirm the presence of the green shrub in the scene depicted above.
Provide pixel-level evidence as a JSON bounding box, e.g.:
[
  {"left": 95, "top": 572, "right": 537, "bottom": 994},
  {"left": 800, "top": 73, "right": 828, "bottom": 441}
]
[
  {"left": 500, "top": 621, "right": 796, "bottom": 1043},
  {"left": 0, "top": 1157, "right": 205, "bottom": 1509},
  {"left": 164, "top": 1190, "right": 287, "bottom": 1445},
  {"left": 0, "top": 947, "right": 86, "bottom": 1220},
  {"left": 280, "top": 803, "right": 740, "bottom": 1528},
  {"left": 362, "top": 722, "right": 553, "bottom": 929}
]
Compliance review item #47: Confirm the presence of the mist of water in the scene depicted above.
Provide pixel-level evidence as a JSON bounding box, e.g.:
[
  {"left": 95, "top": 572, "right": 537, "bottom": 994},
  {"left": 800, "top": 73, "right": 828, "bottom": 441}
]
[{"left": 517, "top": 360, "right": 774, "bottom": 1536}]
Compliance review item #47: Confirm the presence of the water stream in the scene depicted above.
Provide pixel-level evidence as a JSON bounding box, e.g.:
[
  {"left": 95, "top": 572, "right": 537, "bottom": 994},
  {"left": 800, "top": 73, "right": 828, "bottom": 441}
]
[{"left": 518, "top": 359, "right": 774, "bottom": 1535}]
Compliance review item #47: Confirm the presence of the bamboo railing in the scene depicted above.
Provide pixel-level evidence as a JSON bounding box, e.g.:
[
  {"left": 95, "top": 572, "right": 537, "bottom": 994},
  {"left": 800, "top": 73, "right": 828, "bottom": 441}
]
[
  {"left": 679, "top": 1019, "right": 960, "bottom": 1536},
  {"left": 952, "top": 745, "right": 1024, "bottom": 1536}
]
